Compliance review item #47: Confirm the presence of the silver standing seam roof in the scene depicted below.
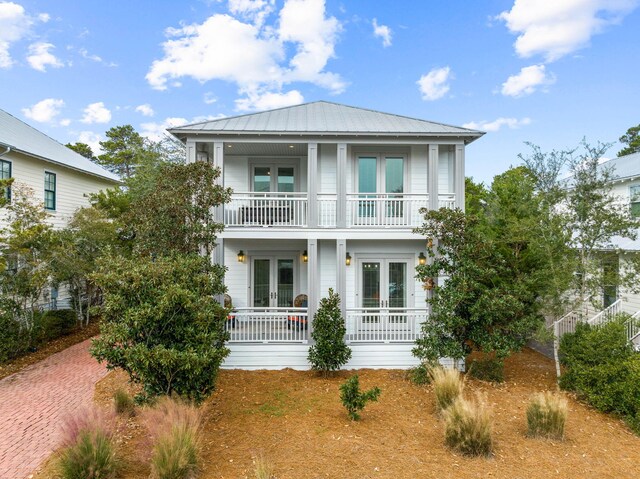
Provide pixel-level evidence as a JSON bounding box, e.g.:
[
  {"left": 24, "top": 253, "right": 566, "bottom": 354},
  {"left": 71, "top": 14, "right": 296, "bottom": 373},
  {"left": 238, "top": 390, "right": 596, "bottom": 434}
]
[
  {"left": 599, "top": 152, "right": 640, "bottom": 181},
  {"left": 0, "top": 108, "right": 119, "bottom": 182},
  {"left": 168, "top": 101, "right": 485, "bottom": 141}
]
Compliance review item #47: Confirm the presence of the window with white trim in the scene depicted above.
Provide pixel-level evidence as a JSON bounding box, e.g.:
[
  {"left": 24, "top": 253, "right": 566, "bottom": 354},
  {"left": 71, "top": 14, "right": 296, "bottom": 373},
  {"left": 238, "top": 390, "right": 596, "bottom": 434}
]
[
  {"left": 630, "top": 184, "right": 640, "bottom": 218},
  {"left": 44, "top": 171, "right": 56, "bottom": 210},
  {"left": 1, "top": 159, "right": 11, "bottom": 202}
]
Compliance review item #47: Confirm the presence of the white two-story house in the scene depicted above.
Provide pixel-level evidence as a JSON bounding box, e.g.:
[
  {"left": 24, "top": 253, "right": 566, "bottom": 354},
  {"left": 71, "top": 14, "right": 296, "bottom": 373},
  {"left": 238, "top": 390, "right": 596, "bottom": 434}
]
[{"left": 169, "top": 101, "right": 484, "bottom": 369}]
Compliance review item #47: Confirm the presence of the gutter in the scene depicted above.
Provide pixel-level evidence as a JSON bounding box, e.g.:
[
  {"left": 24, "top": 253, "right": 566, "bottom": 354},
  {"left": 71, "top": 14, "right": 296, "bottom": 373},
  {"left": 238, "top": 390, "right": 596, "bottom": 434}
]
[{"left": 0, "top": 144, "right": 11, "bottom": 158}]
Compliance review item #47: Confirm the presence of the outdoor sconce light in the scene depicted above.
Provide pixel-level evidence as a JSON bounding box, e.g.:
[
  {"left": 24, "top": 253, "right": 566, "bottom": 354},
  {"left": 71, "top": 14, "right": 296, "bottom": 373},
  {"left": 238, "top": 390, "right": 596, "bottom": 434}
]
[
  {"left": 237, "top": 250, "right": 245, "bottom": 263},
  {"left": 418, "top": 252, "right": 427, "bottom": 265},
  {"left": 345, "top": 252, "right": 352, "bottom": 266},
  {"left": 302, "top": 250, "right": 308, "bottom": 263}
]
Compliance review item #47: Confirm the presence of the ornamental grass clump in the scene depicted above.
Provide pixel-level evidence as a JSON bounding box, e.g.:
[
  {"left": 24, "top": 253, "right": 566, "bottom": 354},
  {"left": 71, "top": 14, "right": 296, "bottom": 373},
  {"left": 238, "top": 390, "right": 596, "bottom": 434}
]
[
  {"left": 253, "top": 452, "right": 275, "bottom": 479},
  {"left": 443, "top": 395, "right": 493, "bottom": 457},
  {"left": 144, "top": 397, "right": 202, "bottom": 479},
  {"left": 340, "top": 374, "right": 381, "bottom": 421},
  {"left": 527, "top": 391, "right": 568, "bottom": 440},
  {"left": 431, "top": 366, "right": 464, "bottom": 413},
  {"left": 113, "top": 388, "right": 135, "bottom": 416}
]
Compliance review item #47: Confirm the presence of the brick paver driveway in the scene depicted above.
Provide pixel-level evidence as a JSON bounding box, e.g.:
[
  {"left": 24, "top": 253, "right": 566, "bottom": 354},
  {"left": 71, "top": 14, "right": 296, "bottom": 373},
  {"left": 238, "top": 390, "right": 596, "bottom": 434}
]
[{"left": 0, "top": 339, "right": 108, "bottom": 479}]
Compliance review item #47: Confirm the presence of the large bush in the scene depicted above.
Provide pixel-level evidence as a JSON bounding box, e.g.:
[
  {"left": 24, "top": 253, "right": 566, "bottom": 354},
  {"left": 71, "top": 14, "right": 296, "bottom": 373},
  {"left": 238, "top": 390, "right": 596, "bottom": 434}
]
[
  {"left": 559, "top": 317, "right": 640, "bottom": 433},
  {"left": 307, "top": 289, "right": 351, "bottom": 374},
  {"left": 40, "top": 309, "right": 77, "bottom": 340},
  {"left": 90, "top": 254, "right": 229, "bottom": 403}
]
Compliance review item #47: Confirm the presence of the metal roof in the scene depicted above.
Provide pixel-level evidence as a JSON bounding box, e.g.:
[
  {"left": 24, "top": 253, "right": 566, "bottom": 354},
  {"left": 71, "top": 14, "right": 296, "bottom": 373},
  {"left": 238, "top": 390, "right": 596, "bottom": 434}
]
[
  {"left": 0, "top": 108, "right": 119, "bottom": 182},
  {"left": 600, "top": 152, "right": 640, "bottom": 181},
  {"left": 169, "top": 101, "right": 484, "bottom": 140}
]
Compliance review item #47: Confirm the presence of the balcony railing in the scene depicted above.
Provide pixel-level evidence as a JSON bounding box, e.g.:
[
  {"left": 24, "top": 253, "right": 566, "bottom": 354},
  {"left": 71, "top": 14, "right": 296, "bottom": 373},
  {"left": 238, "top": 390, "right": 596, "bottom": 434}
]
[
  {"left": 226, "top": 307, "right": 309, "bottom": 343},
  {"left": 224, "top": 192, "right": 308, "bottom": 227},
  {"left": 345, "top": 308, "right": 427, "bottom": 342},
  {"left": 224, "top": 192, "right": 456, "bottom": 228}
]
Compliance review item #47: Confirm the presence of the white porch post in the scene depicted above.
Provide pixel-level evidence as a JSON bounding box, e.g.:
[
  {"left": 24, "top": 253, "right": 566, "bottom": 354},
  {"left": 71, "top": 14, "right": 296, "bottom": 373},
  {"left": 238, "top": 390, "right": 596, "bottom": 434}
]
[
  {"left": 213, "top": 141, "right": 224, "bottom": 224},
  {"left": 186, "top": 139, "right": 196, "bottom": 164},
  {"left": 307, "top": 142, "right": 318, "bottom": 228},
  {"left": 428, "top": 144, "right": 439, "bottom": 211},
  {"left": 307, "top": 238, "right": 319, "bottom": 339},
  {"left": 336, "top": 142, "right": 347, "bottom": 228},
  {"left": 336, "top": 238, "right": 347, "bottom": 319},
  {"left": 454, "top": 144, "right": 465, "bottom": 211}
]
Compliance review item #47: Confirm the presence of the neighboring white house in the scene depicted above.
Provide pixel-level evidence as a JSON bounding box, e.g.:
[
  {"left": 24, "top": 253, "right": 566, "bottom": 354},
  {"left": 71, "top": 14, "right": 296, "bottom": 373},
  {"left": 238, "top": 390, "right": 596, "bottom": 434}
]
[
  {"left": 169, "top": 101, "right": 484, "bottom": 369},
  {"left": 0, "top": 108, "right": 120, "bottom": 307}
]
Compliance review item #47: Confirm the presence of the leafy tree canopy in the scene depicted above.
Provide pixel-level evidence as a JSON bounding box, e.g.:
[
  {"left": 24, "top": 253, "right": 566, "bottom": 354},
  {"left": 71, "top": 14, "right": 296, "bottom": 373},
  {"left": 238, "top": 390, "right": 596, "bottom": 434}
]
[
  {"left": 65, "top": 142, "right": 96, "bottom": 160},
  {"left": 618, "top": 124, "right": 640, "bottom": 157}
]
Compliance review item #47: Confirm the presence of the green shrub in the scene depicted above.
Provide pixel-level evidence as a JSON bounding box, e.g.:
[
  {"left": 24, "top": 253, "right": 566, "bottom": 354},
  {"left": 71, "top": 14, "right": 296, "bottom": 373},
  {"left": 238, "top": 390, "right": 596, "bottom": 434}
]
[
  {"left": 431, "top": 366, "right": 464, "bottom": 412},
  {"left": 559, "top": 318, "right": 640, "bottom": 435},
  {"left": 406, "top": 362, "right": 433, "bottom": 386},
  {"left": 113, "top": 389, "right": 135, "bottom": 416},
  {"left": 340, "top": 375, "right": 381, "bottom": 421},
  {"left": 59, "top": 429, "right": 118, "bottom": 479},
  {"left": 90, "top": 254, "right": 229, "bottom": 403},
  {"left": 526, "top": 392, "right": 568, "bottom": 439},
  {"left": 308, "top": 289, "right": 351, "bottom": 375},
  {"left": 0, "top": 299, "right": 26, "bottom": 362},
  {"left": 467, "top": 357, "right": 504, "bottom": 383},
  {"left": 443, "top": 395, "right": 493, "bottom": 457},
  {"left": 41, "top": 309, "right": 77, "bottom": 340}
]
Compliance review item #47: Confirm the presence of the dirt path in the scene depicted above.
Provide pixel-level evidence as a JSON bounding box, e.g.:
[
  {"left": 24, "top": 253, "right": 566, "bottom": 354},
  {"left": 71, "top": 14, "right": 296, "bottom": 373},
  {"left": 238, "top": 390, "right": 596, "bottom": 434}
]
[{"left": 0, "top": 339, "right": 107, "bottom": 479}]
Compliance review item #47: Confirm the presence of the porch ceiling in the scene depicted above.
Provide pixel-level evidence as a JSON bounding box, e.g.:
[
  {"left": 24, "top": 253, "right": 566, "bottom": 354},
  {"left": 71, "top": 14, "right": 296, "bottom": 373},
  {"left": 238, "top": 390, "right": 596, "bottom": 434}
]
[{"left": 222, "top": 142, "right": 307, "bottom": 157}]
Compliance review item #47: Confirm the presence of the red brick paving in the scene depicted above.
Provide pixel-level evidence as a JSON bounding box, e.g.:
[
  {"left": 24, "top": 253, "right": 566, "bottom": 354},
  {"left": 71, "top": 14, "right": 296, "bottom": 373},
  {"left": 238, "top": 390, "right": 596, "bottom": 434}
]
[{"left": 0, "top": 339, "right": 107, "bottom": 479}]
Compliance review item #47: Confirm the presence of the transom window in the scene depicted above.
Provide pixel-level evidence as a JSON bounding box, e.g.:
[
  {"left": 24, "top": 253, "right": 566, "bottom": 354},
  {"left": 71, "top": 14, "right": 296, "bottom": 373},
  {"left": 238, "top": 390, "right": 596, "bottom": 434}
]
[
  {"left": 630, "top": 185, "right": 640, "bottom": 218},
  {"left": 1, "top": 159, "right": 11, "bottom": 202},
  {"left": 44, "top": 171, "right": 56, "bottom": 210}
]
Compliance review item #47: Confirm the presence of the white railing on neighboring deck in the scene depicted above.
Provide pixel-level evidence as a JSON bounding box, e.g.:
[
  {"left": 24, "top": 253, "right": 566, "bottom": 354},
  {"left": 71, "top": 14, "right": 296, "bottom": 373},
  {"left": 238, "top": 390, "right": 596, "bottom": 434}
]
[
  {"left": 224, "top": 192, "right": 308, "bottom": 227},
  {"left": 345, "top": 308, "right": 427, "bottom": 342},
  {"left": 587, "top": 299, "right": 622, "bottom": 327},
  {"left": 226, "top": 308, "right": 308, "bottom": 343},
  {"left": 627, "top": 310, "right": 640, "bottom": 347}
]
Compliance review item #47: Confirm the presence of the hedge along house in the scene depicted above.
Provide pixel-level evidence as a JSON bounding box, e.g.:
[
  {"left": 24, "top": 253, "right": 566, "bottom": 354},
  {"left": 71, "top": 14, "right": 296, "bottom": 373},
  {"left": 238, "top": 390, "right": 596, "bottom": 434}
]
[{"left": 169, "top": 101, "right": 484, "bottom": 369}]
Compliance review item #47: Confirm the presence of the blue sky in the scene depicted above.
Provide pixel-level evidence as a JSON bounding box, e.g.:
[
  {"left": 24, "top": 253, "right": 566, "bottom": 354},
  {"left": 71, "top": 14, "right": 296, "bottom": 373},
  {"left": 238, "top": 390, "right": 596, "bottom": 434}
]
[{"left": 1, "top": 0, "right": 639, "bottom": 183}]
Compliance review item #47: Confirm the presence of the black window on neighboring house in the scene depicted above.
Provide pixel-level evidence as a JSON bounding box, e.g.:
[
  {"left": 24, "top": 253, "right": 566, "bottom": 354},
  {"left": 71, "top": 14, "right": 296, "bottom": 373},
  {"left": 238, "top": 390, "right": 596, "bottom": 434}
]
[
  {"left": 630, "top": 185, "right": 640, "bottom": 218},
  {"left": 44, "top": 171, "right": 56, "bottom": 210},
  {"left": 1, "top": 159, "right": 11, "bottom": 201}
]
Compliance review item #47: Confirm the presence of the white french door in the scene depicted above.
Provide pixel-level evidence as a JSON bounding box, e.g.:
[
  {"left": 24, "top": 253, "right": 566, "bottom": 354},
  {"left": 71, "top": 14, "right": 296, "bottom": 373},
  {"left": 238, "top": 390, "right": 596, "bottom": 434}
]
[
  {"left": 251, "top": 256, "right": 296, "bottom": 308},
  {"left": 356, "top": 155, "right": 405, "bottom": 224},
  {"left": 252, "top": 164, "right": 296, "bottom": 193}
]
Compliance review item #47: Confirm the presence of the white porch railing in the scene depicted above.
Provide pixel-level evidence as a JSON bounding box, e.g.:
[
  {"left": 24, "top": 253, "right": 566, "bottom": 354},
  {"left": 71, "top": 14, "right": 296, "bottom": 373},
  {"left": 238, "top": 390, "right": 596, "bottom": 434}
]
[
  {"left": 438, "top": 193, "right": 456, "bottom": 209},
  {"left": 318, "top": 193, "right": 337, "bottom": 227},
  {"left": 587, "top": 299, "right": 622, "bottom": 327},
  {"left": 346, "top": 194, "right": 427, "bottom": 227},
  {"left": 224, "top": 192, "right": 308, "bottom": 227},
  {"left": 552, "top": 310, "right": 582, "bottom": 340},
  {"left": 226, "top": 308, "right": 308, "bottom": 343},
  {"left": 627, "top": 310, "right": 640, "bottom": 347},
  {"left": 345, "top": 308, "right": 427, "bottom": 342}
]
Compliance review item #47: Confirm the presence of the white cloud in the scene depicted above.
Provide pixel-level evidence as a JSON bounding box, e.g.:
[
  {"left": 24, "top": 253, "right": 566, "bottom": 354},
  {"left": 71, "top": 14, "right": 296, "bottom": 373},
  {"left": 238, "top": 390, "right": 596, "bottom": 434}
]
[
  {"left": 0, "top": 1, "right": 33, "bottom": 68},
  {"left": 81, "top": 102, "right": 112, "bottom": 124},
  {"left": 372, "top": 18, "right": 392, "bottom": 47},
  {"left": 146, "top": 0, "right": 344, "bottom": 111},
  {"left": 22, "top": 98, "right": 64, "bottom": 123},
  {"left": 417, "top": 66, "right": 452, "bottom": 101},
  {"left": 463, "top": 117, "right": 531, "bottom": 132},
  {"left": 79, "top": 47, "right": 118, "bottom": 67},
  {"left": 498, "top": 0, "right": 639, "bottom": 62},
  {"left": 59, "top": 118, "right": 71, "bottom": 126},
  {"left": 501, "top": 64, "right": 555, "bottom": 97},
  {"left": 37, "top": 12, "right": 49, "bottom": 22},
  {"left": 77, "top": 131, "right": 103, "bottom": 156},
  {"left": 26, "top": 42, "right": 63, "bottom": 71},
  {"left": 135, "top": 103, "right": 154, "bottom": 117},
  {"left": 235, "top": 89, "right": 304, "bottom": 111},
  {"left": 203, "top": 92, "right": 217, "bottom": 104}
]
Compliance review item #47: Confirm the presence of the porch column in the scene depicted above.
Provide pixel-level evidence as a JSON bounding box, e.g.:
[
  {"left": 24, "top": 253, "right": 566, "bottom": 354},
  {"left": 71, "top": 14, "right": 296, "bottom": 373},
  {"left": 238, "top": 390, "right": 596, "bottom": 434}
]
[
  {"left": 186, "top": 139, "right": 196, "bottom": 164},
  {"left": 336, "top": 142, "right": 347, "bottom": 228},
  {"left": 454, "top": 144, "right": 465, "bottom": 211},
  {"left": 307, "top": 142, "right": 318, "bottom": 228},
  {"left": 428, "top": 144, "right": 439, "bottom": 211},
  {"left": 336, "top": 238, "right": 347, "bottom": 319},
  {"left": 213, "top": 141, "right": 224, "bottom": 224},
  {"left": 307, "top": 238, "right": 319, "bottom": 339}
]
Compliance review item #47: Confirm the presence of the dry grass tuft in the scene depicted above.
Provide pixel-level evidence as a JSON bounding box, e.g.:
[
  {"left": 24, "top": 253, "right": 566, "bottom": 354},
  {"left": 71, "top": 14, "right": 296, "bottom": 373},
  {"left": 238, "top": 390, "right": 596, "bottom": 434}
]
[
  {"left": 443, "top": 395, "right": 493, "bottom": 457},
  {"left": 60, "top": 406, "right": 115, "bottom": 448},
  {"left": 527, "top": 391, "right": 568, "bottom": 440},
  {"left": 430, "top": 366, "right": 464, "bottom": 413},
  {"left": 113, "top": 388, "right": 135, "bottom": 416},
  {"left": 253, "top": 452, "right": 276, "bottom": 479}
]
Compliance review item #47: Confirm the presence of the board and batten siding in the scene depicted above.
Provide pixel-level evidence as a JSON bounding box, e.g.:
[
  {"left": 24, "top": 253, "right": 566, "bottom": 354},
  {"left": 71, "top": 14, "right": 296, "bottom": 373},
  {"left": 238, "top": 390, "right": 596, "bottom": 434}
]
[
  {"left": 318, "top": 144, "right": 337, "bottom": 194},
  {"left": 0, "top": 150, "right": 115, "bottom": 230}
]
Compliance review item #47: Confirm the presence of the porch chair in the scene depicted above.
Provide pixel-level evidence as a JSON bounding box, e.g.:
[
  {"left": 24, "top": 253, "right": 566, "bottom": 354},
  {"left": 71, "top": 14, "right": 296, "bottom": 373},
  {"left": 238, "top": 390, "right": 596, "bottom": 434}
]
[
  {"left": 288, "top": 294, "right": 309, "bottom": 331},
  {"left": 224, "top": 294, "right": 236, "bottom": 329}
]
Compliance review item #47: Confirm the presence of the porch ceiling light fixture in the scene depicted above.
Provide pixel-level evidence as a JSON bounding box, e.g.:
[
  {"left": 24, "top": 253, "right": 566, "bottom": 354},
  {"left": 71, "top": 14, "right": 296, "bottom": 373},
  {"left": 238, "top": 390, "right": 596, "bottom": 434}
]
[
  {"left": 302, "top": 250, "right": 308, "bottom": 263},
  {"left": 237, "top": 250, "right": 245, "bottom": 263},
  {"left": 345, "top": 252, "right": 352, "bottom": 266},
  {"left": 418, "top": 252, "right": 427, "bottom": 265}
]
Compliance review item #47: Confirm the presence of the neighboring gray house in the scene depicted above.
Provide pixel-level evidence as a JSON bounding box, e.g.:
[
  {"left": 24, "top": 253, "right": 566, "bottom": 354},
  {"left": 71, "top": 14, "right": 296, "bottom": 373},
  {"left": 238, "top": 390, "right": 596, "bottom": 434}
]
[{"left": 169, "top": 101, "right": 484, "bottom": 369}]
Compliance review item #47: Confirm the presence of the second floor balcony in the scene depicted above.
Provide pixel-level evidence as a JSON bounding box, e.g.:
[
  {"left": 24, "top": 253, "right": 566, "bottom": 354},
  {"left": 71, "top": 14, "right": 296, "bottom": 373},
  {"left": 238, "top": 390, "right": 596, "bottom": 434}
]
[{"left": 224, "top": 191, "right": 456, "bottom": 228}]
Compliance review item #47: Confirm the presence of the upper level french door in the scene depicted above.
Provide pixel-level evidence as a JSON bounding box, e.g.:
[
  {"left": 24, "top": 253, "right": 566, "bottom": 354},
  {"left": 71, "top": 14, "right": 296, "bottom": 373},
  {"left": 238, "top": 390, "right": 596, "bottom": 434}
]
[
  {"left": 251, "top": 256, "right": 296, "bottom": 308},
  {"left": 252, "top": 163, "right": 296, "bottom": 193},
  {"left": 356, "top": 155, "right": 405, "bottom": 225}
]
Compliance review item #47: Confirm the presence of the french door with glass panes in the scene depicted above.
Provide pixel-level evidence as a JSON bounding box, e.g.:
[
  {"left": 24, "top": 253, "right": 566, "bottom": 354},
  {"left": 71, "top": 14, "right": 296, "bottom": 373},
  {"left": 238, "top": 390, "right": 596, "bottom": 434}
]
[
  {"left": 252, "top": 164, "right": 296, "bottom": 193},
  {"left": 251, "top": 163, "right": 298, "bottom": 225},
  {"left": 356, "top": 155, "right": 405, "bottom": 225},
  {"left": 359, "top": 257, "right": 411, "bottom": 327},
  {"left": 251, "top": 256, "right": 295, "bottom": 308}
]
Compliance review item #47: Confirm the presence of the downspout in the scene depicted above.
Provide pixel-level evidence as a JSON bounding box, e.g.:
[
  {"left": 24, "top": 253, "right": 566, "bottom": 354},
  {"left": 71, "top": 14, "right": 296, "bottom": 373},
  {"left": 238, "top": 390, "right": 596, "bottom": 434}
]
[{"left": 0, "top": 145, "right": 11, "bottom": 158}]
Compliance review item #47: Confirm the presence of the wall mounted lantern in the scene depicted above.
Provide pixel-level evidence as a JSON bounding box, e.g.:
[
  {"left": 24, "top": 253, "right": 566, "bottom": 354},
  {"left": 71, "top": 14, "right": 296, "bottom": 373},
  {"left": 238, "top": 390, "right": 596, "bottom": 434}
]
[
  {"left": 237, "top": 250, "right": 245, "bottom": 263},
  {"left": 345, "top": 252, "right": 352, "bottom": 266},
  {"left": 302, "top": 250, "right": 308, "bottom": 263},
  {"left": 418, "top": 252, "right": 427, "bottom": 265}
]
